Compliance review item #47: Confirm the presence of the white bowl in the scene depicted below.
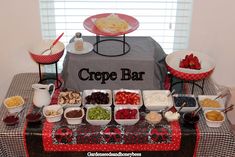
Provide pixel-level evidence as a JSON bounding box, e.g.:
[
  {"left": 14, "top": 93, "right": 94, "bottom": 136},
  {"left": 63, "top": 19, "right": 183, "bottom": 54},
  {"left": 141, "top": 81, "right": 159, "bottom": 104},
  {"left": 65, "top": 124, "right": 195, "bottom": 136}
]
[
  {"left": 164, "top": 111, "right": 180, "bottom": 122},
  {"left": 64, "top": 107, "right": 84, "bottom": 125},
  {"left": 58, "top": 90, "right": 82, "bottom": 108},
  {"left": 113, "top": 89, "right": 143, "bottom": 109},
  {"left": 204, "top": 110, "right": 225, "bottom": 127},
  {"left": 83, "top": 89, "right": 112, "bottom": 108},
  {"left": 165, "top": 51, "right": 215, "bottom": 74},
  {"left": 173, "top": 94, "right": 198, "bottom": 112},
  {"left": 43, "top": 105, "right": 63, "bottom": 123},
  {"left": 29, "top": 40, "right": 64, "bottom": 64},
  {"left": 143, "top": 90, "right": 173, "bottom": 111},
  {"left": 198, "top": 95, "right": 225, "bottom": 111},
  {"left": 86, "top": 106, "right": 111, "bottom": 125},
  {"left": 145, "top": 111, "right": 162, "bottom": 125},
  {"left": 114, "top": 106, "right": 139, "bottom": 125},
  {"left": 4, "top": 96, "right": 24, "bottom": 114}
]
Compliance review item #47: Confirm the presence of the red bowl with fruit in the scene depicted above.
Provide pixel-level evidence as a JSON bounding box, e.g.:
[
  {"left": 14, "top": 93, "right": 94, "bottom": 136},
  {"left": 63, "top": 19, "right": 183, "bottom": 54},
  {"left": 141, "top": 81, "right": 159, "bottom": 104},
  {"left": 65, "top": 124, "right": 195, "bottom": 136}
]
[
  {"left": 114, "top": 106, "right": 139, "bottom": 125},
  {"left": 113, "top": 89, "right": 143, "bottom": 109},
  {"left": 165, "top": 51, "right": 215, "bottom": 80},
  {"left": 29, "top": 40, "right": 64, "bottom": 64}
]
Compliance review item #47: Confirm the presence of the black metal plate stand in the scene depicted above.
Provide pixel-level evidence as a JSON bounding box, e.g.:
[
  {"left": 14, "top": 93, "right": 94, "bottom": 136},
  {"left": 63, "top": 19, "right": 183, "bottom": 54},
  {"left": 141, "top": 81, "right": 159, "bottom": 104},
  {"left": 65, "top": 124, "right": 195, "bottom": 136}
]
[
  {"left": 38, "top": 61, "right": 62, "bottom": 89},
  {"left": 169, "top": 74, "right": 205, "bottom": 94},
  {"left": 93, "top": 34, "right": 130, "bottom": 57}
]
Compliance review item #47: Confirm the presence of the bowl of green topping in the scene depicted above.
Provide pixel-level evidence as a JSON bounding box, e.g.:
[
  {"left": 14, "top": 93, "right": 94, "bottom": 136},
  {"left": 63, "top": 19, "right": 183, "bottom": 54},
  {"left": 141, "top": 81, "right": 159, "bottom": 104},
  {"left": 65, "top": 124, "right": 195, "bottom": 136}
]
[{"left": 86, "top": 105, "right": 111, "bottom": 125}]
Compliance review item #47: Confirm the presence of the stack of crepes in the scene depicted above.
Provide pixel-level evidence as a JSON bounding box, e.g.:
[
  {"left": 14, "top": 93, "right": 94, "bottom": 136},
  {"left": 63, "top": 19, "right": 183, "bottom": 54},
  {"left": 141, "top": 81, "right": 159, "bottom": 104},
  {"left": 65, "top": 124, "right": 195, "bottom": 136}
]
[{"left": 94, "top": 14, "right": 130, "bottom": 34}]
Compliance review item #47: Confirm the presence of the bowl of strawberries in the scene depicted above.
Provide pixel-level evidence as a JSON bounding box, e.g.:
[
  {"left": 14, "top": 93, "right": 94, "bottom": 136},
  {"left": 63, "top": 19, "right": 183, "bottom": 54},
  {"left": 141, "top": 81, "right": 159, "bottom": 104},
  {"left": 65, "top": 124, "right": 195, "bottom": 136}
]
[
  {"left": 113, "top": 89, "right": 143, "bottom": 109},
  {"left": 165, "top": 51, "right": 215, "bottom": 80},
  {"left": 114, "top": 106, "right": 139, "bottom": 125},
  {"left": 179, "top": 53, "right": 201, "bottom": 70}
]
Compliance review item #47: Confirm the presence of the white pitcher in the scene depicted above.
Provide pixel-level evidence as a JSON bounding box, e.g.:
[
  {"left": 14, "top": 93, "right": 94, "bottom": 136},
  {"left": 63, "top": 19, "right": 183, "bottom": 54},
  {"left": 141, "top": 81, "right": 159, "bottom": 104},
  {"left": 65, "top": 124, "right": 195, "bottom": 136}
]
[{"left": 32, "top": 83, "right": 55, "bottom": 108}]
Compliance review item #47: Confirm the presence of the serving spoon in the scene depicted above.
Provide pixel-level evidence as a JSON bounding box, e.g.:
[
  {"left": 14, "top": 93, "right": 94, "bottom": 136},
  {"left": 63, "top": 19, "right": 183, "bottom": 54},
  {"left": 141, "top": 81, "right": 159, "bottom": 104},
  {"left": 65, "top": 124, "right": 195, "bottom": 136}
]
[
  {"left": 15, "top": 106, "right": 26, "bottom": 118},
  {"left": 177, "top": 102, "right": 186, "bottom": 113},
  {"left": 214, "top": 92, "right": 229, "bottom": 100},
  {"left": 222, "top": 104, "right": 234, "bottom": 113},
  {"left": 192, "top": 106, "right": 202, "bottom": 117},
  {"left": 33, "top": 106, "right": 44, "bottom": 115},
  {"left": 167, "top": 89, "right": 175, "bottom": 97}
]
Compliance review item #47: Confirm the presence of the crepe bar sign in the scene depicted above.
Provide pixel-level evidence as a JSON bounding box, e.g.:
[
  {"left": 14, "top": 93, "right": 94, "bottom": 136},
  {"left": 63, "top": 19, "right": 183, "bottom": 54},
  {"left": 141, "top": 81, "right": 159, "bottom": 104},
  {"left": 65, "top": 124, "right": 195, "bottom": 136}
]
[{"left": 78, "top": 68, "right": 145, "bottom": 84}]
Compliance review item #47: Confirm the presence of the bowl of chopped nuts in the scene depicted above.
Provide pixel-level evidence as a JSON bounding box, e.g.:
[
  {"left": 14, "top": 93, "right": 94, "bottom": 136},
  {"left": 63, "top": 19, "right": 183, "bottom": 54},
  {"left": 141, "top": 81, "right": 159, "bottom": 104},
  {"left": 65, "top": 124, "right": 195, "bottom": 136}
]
[
  {"left": 145, "top": 111, "right": 162, "bottom": 125},
  {"left": 43, "top": 105, "right": 63, "bottom": 123},
  {"left": 58, "top": 90, "right": 82, "bottom": 108}
]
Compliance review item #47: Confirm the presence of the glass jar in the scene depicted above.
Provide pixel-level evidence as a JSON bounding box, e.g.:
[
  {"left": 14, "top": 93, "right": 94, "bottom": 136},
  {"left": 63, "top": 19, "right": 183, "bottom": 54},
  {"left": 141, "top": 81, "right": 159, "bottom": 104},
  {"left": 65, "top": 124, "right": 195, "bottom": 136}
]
[{"left": 74, "top": 32, "right": 83, "bottom": 51}]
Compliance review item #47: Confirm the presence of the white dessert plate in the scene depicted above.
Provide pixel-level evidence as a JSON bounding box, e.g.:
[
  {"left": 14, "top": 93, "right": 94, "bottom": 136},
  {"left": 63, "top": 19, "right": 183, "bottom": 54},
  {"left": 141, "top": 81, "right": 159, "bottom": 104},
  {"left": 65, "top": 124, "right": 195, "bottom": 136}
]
[{"left": 66, "top": 41, "right": 93, "bottom": 55}]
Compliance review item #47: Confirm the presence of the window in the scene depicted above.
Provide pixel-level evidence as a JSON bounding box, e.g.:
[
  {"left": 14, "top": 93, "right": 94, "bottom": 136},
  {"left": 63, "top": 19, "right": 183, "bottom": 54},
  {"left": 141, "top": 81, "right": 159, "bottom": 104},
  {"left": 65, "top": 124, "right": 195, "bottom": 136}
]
[{"left": 39, "top": 0, "right": 193, "bottom": 71}]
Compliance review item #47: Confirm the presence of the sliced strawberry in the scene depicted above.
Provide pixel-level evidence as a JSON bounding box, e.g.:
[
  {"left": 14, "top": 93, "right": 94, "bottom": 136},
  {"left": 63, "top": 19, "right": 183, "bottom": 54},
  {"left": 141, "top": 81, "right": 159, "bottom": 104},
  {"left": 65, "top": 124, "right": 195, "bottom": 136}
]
[{"left": 188, "top": 53, "right": 194, "bottom": 59}]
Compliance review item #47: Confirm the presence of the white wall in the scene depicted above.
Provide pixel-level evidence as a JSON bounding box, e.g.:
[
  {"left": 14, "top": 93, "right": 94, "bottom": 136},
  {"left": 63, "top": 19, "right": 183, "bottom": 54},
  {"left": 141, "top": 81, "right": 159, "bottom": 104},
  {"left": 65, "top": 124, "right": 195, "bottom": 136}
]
[
  {"left": 0, "top": 0, "right": 41, "bottom": 102},
  {"left": 0, "top": 0, "right": 235, "bottom": 103},
  {"left": 189, "top": 0, "right": 235, "bottom": 88}
]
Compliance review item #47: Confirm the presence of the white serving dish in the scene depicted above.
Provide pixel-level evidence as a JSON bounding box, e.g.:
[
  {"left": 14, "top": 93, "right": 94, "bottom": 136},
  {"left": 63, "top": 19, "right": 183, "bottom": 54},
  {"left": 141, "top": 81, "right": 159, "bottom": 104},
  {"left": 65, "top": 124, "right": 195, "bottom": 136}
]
[
  {"left": 113, "top": 89, "right": 143, "bottom": 109},
  {"left": 114, "top": 106, "right": 139, "bottom": 125},
  {"left": 64, "top": 107, "right": 84, "bottom": 125},
  {"left": 4, "top": 96, "right": 25, "bottom": 114},
  {"left": 43, "top": 105, "right": 63, "bottom": 123},
  {"left": 204, "top": 110, "right": 225, "bottom": 127},
  {"left": 86, "top": 106, "right": 111, "bottom": 125},
  {"left": 58, "top": 91, "right": 82, "bottom": 108},
  {"left": 145, "top": 111, "right": 162, "bottom": 125},
  {"left": 142, "top": 90, "right": 173, "bottom": 111},
  {"left": 165, "top": 51, "right": 215, "bottom": 75},
  {"left": 164, "top": 110, "right": 180, "bottom": 122},
  {"left": 198, "top": 95, "right": 225, "bottom": 111},
  {"left": 173, "top": 94, "right": 198, "bottom": 112},
  {"left": 83, "top": 89, "right": 112, "bottom": 108}
]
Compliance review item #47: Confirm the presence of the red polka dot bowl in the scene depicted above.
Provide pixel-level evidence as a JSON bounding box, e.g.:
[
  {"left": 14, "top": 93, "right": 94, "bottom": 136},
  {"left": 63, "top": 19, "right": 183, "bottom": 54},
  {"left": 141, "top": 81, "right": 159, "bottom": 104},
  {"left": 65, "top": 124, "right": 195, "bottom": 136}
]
[
  {"left": 165, "top": 51, "right": 215, "bottom": 81},
  {"left": 29, "top": 40, "right": 64, "bottom": 64}
]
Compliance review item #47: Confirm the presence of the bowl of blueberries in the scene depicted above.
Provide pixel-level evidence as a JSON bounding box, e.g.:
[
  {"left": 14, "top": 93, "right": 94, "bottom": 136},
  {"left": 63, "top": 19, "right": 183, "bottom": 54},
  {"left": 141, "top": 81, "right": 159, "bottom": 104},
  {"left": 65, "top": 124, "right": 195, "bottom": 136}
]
[{"left": 173, "top": 94, "right": 198, "bottom": 112}]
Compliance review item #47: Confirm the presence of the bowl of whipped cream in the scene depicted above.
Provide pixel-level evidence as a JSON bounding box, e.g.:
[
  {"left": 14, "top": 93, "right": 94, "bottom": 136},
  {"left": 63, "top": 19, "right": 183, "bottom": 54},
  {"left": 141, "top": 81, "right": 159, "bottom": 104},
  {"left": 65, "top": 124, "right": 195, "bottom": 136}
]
[{"left": 143, "top": 90, "right": 173, "bottom": 111}]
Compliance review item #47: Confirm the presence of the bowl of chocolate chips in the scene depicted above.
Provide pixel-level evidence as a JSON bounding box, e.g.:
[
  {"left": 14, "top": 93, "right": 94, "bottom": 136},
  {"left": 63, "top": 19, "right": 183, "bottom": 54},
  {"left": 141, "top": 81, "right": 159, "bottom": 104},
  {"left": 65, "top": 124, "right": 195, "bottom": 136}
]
[{"left": 64, "top": 107, "right": 84, "bottom": 125}]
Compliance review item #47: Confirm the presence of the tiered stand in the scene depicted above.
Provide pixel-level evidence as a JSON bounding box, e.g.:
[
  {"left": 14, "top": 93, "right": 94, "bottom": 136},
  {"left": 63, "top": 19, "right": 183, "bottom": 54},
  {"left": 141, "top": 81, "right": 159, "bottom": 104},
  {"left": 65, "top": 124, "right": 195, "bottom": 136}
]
[{"left": 83, "top": 13, "right": 139, "bottom": 57}]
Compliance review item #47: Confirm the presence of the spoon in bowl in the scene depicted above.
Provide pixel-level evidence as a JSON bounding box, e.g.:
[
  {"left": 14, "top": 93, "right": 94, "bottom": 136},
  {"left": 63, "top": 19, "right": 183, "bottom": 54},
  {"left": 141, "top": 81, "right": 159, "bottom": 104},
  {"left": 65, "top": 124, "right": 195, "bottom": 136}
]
[
  {"left": 214, "top": 91, "right": 229, "bottom": 100},
  {"left": 33, "top": 106, "right": 44, "bottom": 115},
  {"left": 41, "top": 32, "right": 64, "bottom": 55},
  {"left": 222, "top": 104, "right": 234, "bottom": 113},
  {"left": 192, "top": 106, "right": 202, "bottom": 117},
  {"left": 15, "top": 106, "right": 26, "bottom": 118},
  {"left": 167, "top": 89, "right": 175, "bottom": 97},
  {"left": 54, "top": 104, "right": 67, "bottom": 114},
  {"left": 177, "top": 102, "right": 187, "bottom": 113}
]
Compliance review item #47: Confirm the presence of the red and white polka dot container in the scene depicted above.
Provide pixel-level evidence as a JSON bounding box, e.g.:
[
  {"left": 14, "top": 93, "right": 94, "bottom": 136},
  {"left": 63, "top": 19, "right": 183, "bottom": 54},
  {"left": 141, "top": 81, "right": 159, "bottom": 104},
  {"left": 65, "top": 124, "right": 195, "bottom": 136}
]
[
  {"left": 165, "top": 51, "right": 215, "bottom": 81},
  {"left": 29, "top": 40, "right": 64, "bottom": 64}
]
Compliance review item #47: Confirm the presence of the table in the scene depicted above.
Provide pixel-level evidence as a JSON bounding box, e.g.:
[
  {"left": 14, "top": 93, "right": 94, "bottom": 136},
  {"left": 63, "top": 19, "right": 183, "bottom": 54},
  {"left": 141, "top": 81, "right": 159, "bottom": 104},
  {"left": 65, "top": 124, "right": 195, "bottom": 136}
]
[
  {"left": 0, "top": 73, "right": 235, "bottom": 157},
  {"left": 61, "top": 36, "right": 167, "bottom": 91}
]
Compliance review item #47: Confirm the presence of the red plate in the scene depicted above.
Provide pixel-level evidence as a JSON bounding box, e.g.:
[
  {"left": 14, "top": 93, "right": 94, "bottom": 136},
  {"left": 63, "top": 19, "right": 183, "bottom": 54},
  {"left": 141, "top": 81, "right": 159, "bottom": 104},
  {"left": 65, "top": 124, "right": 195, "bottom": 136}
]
[
  {"left": 83, "top": 13, "right": 139, "bottom": 36},
  {"left": 165, "top": 51, "right": 215, "bottom": 81}
]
